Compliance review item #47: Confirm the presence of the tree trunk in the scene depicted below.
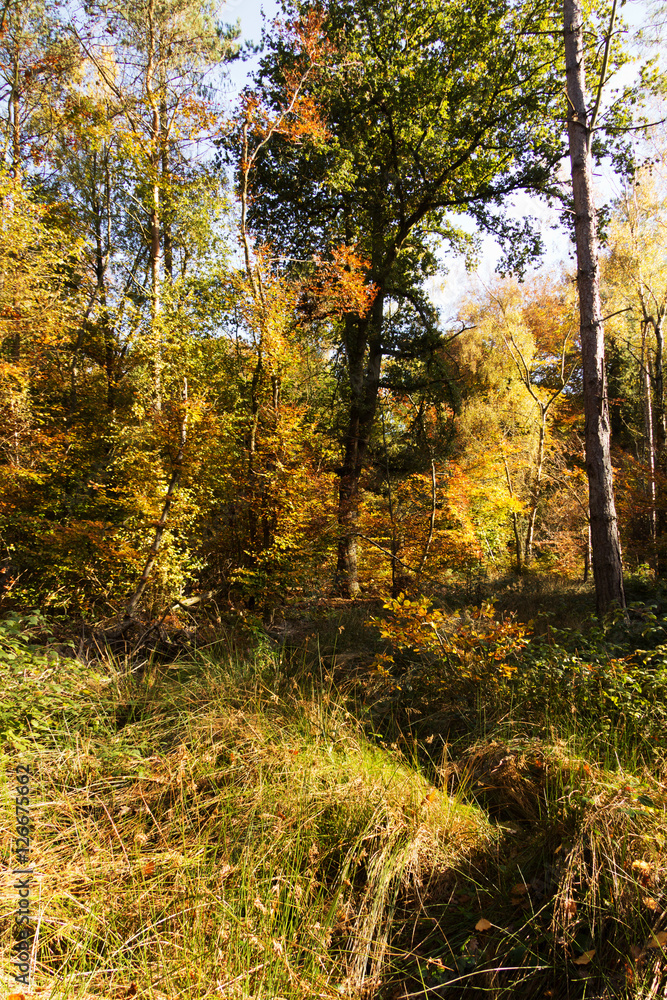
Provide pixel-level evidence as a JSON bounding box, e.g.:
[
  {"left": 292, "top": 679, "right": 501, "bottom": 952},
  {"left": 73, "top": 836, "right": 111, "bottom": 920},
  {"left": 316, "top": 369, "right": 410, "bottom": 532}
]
[
  {"left": 503, "top": 455, "right": 523, "bottom": 574},
  {"left": 583, "top": 520, "right": 592, "bottom": 582},
  {"left": 563, "top": 0, "right": 626, "bottom": 616},
  {"left": 150, "top": 129, "right": 162, "bottom": 410},
  {"left": 642, "top": 333, "right": 658, "bottom": 577},
  {"left": 524, "top": 407, "right": 547, "bottom": 566},
  {"left": 654, "top": 314, "right": 666, "bottom": 462},
  {"left": 161, "top": 97, "right": 173, "bottom": 284},
  {"left": 335, "top": 296, "right": 384, "bottom": 596}
]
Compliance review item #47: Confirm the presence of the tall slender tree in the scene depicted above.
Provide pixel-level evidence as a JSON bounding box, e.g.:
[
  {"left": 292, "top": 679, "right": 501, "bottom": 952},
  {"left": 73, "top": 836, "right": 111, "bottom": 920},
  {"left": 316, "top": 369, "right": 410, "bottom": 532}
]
[{"left": 563, "top": 0, "right": 626, "bottom": 614}]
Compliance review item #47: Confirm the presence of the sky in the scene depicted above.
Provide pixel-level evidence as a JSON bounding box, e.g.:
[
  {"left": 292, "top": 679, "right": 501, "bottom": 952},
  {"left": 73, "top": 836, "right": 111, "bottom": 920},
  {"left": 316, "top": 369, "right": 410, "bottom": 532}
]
[{"left": 218, "top": 0, "right": 658, "bottom": 320}]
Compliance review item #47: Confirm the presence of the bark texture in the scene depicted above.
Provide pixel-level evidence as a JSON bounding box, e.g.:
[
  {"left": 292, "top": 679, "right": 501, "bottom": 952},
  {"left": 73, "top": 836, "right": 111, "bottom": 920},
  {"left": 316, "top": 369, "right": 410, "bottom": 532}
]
[
  {"left": 335, "top": 295, "right": 384, "bottom": 596},
  {"left": 564, "top": 0, "right": 626, "bottom": 615}
]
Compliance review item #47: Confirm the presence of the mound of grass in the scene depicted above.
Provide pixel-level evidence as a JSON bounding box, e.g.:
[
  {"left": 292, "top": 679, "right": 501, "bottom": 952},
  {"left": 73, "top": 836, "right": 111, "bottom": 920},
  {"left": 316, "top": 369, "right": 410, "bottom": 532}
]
[{"left": 0, "top": 641, "right": 492, "bottom": 1000}]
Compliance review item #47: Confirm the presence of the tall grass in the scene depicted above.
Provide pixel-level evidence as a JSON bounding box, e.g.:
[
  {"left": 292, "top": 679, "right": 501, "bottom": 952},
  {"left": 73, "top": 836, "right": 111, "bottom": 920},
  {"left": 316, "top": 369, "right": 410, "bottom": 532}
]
[{"left": 0, "top": 644, "right": 492, "bottom": 999}]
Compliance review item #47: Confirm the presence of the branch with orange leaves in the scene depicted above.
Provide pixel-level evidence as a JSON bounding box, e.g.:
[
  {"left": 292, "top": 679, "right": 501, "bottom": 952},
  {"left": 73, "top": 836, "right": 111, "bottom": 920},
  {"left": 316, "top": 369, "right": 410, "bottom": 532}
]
[{"left": 237, "top": 10, "right": 333, "bottom": 303}]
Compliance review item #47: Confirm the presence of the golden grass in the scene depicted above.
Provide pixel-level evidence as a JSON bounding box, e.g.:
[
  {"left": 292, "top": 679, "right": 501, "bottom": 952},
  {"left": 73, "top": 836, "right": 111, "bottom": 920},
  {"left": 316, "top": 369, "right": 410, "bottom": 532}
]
[{"left": 0, "top": 655, "right": 492, "bottom": 999}]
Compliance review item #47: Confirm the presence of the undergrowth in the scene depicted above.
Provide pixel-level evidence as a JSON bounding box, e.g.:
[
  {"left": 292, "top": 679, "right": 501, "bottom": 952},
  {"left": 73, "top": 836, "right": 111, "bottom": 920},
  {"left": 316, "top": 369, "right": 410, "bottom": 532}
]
[
  {"left": 0, "top": 629, "right": 489, "bottom": 1000},
  {"left": 2, "top": 597, "right": 667, "bottom": 999}
]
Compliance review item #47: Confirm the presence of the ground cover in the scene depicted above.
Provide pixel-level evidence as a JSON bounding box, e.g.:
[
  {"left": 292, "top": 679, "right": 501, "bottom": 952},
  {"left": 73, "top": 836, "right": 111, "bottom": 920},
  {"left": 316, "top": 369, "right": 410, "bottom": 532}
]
[{"left": 2, "top": 584, "right": 667, "bottom": 998}]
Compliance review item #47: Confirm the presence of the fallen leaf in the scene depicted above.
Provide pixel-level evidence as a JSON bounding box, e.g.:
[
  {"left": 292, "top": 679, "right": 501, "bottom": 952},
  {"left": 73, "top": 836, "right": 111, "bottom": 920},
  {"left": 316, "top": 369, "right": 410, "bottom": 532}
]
[
  {"left": 573, "top": 949, "right": 595, "bottom": 965},
  {"left": 475, "top": 917, "right": 492, "bottom": 931},
  {"left": 142, "top": 861, "right": 156, "bottom": 876},
  {"left": 511, "top": 883, "right": 529, "bottom": 895},
  {"left": 8, "top": 994, "right": 26, "bottom": 1000},
  {"left": 643, "top": 897, "right": 659, "bottom": 910},
  {"left": 647, "top": 931, "right": 667, "bottom": 949},
  {"left": 632, "top": 860, "right": 652, "bottom": 886}
]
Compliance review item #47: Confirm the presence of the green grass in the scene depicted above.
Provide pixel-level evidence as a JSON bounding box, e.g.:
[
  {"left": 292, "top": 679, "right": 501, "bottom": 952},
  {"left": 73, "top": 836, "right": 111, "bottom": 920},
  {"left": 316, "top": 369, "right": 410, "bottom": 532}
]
[
  {"left": 3, "top": 597, "right": 667, "bottom": 999},
  {"left": 0, "top": 641, "right": 491, "bottom": 1000}
]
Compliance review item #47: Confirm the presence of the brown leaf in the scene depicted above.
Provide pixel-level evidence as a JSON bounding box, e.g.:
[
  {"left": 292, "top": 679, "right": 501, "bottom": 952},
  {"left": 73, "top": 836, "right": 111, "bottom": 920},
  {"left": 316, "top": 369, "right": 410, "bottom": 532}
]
[
  {"left": 141, "top": 861, "right": 156, "bottom": 877},
  {"left": 632, "top": 860, "right": 652, "bottom": 885},
  {"left": 643, "top": 897, "right": 659, "bottom": 910},
  {"left": 475, "top": 917, "right": 492, "bottom": 931},
  {"left": 573, "top": 949, "right": 595, "bottom": 965},
  {"left": 647, "top": 931, "right": 667, "bottom": 949},
  {"left": 563, "top": 899, "right": 577, "bottom": 919},
  {"left": 511, "top": 882, "right": 529, "bottom": 895}
]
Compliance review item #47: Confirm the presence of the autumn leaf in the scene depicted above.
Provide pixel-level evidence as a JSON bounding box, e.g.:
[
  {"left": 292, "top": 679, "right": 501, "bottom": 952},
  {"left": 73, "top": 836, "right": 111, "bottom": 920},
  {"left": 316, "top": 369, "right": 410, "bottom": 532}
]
[
  {"left": 573, "top": 949, "right": 595, "bottom": 965},
  {"left": 632, "top": 860, "right": 652, "bottom": 886},
  {"left": 647, "top": 931, "right": 667, "bottom": 949},
  {"left": 475, "top": 917, "right": 493, "bottom": 931},
  {"left": 141, "top": 861, "right": 156, "bottom": 876}
]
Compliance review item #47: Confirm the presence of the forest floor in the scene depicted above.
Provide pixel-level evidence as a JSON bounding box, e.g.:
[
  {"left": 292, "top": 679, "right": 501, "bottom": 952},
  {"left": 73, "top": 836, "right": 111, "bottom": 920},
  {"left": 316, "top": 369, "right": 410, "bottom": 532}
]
[{"left": 2, "top": 574, "right": 667, "bottom": 999}]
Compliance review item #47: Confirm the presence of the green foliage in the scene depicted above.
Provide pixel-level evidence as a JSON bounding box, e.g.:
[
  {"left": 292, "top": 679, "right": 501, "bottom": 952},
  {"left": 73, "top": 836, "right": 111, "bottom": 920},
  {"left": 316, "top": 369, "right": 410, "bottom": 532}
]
[
  {"left": 0, "top": 611, "right": 111, "bottom": 747},
  {"left": 369, "top": 594, "right": 667, "bottom": 762}
]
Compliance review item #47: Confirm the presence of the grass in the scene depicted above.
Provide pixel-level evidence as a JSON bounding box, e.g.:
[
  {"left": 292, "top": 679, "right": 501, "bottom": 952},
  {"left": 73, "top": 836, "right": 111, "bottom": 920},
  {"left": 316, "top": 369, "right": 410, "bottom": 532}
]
[
  {"left": 0, "top": 643, "right": 491, "bottom": 1000},
  {"left": 2, "top": 593, "right": 667, "bottom": 998}
]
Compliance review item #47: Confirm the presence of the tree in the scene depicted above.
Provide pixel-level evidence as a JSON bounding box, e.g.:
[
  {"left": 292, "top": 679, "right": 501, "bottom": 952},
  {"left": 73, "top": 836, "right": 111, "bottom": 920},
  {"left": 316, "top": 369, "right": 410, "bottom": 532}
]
[
  {"left": 456, "top": 277, "right": 578, "bottom": 574},
  {"left": 0, "top": 0, "right": 78, "bottom": 169},
  {"left": 70, "top": 0, "right": 239, "bottom": 409},
  {"left": 246, "top": 0, "right": 580, "bottom": 595},
  {"left": 563, "top": 0, "right": 626, "bottom": 614},
  {"left": 601, "top": 167, "right": 667, "bottom": 575}
]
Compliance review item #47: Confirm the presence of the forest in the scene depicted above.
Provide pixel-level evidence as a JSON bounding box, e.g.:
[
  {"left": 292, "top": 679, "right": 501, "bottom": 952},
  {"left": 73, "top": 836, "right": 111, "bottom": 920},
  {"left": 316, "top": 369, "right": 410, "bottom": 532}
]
[{"left": 4, "top": 0, "right": 667, "bottom": 997}]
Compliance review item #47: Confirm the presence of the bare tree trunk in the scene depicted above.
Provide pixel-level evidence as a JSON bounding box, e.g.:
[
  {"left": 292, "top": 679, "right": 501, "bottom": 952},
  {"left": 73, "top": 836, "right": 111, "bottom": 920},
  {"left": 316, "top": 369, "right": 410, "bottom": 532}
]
[
  {"left": 146, "top": 0, "right": 163, "bottom": 411},
  {"left": 161, "top": 97, "right": 173, "bottom": 284},
  {"left": 503, "top": 455, "right": 523, "bottom": 574},
  {"left": 654, "top": 315, "right": 666, "bottom": 462},
  {"left": 642, "top": 334, "right": 658, "bottom": 578},
  {"left": 11, "top": 58, "right": 20, "bottom": 169},
  {"left": 525, "top": 408, "right": 547, "bottom": 566},
  {"left": 380, "top": 404, "right": 406, "bottom": 597},
  {"left": 583, "top": 520, "right": 592, "bottom": 582},
  {"left": 150, "top": 130, "right": 162, "bottom": 410},
  {"left": 564, "top": 0, "right": 626, "bottom": 616}
]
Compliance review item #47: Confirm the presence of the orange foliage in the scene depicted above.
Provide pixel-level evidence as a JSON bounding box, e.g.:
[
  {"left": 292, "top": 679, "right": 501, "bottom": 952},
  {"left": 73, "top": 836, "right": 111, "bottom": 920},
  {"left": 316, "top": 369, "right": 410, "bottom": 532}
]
[
  {"left": 301, "top": 244, "right": 379, "bottom": 320},
  {"left": 372, "top": 595, "right": 531, "bottom": 683}
]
